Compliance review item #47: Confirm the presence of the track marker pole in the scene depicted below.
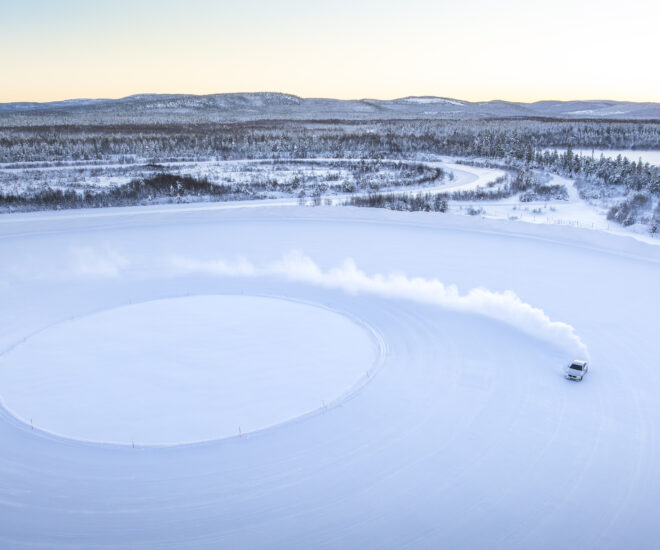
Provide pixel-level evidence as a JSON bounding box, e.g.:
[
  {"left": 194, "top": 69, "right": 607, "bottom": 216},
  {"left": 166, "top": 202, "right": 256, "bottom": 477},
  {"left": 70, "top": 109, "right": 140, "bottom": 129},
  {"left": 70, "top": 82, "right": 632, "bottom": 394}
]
[
  {"left": 132, "top": 440, "right": 135, "bottom": 449},
  {"left": 238, "top": 426, "right": 242, "bottom": 437},
  {"left": 30, "top": 418, "right": 33, "bottom": 430}
]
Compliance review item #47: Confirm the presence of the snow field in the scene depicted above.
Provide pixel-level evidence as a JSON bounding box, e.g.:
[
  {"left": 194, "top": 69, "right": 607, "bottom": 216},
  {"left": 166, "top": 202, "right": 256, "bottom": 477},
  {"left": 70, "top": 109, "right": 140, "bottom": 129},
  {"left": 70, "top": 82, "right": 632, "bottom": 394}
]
[
  {"left": 0, "top": 295, "right": 380, "bottom": 445},
  {"left": 2, "top": 155, "right": 655, "bottom": 244},
  {"left": 0, "top": 205, "right": 658, "bottom": 548}
]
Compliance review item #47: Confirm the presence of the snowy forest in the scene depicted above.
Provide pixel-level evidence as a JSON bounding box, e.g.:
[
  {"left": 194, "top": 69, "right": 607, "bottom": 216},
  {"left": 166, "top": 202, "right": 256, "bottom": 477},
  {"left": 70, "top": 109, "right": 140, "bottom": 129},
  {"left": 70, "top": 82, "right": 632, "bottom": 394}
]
[{"left": 0, "top": 118, "right": 658, "bottom": 231}]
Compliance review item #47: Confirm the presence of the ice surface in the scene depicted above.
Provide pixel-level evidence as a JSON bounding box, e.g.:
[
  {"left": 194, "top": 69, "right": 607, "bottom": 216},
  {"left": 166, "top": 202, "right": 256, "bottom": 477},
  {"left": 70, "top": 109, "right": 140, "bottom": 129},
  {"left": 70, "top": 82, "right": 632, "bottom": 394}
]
[
  {"left": 0, "top": 295, "right": 378, "bottom": 445},
  {"left": 0, "top": 204, "right": 658, "bottom": 549}
]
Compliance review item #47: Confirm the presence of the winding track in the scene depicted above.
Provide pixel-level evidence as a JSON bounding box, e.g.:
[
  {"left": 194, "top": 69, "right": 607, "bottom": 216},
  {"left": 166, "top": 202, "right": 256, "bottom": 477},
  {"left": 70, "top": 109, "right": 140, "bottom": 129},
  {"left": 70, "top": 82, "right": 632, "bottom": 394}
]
[{"left": 0, "top": 204, "right": 659, "bottom": 549}]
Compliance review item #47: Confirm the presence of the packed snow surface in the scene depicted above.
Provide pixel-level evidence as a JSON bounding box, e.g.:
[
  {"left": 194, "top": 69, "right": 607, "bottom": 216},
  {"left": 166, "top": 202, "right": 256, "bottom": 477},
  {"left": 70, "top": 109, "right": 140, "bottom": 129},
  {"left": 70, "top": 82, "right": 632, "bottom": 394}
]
[
  {"left": 0, "top": 295, "right": 378, "bottom": 445},
  {"left": 0, "top": 204, "right": 659, "bottom": 549}
]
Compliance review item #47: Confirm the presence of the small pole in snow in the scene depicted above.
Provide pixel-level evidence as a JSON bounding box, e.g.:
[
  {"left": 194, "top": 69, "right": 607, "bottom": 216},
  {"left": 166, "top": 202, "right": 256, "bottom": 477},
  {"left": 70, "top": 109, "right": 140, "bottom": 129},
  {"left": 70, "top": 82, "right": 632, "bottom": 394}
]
[
  {"left": 322, "top": 400, "right": 327, "bottom": 409},
  {"left": 30, "top": 418, "right": 33, "bottom": 430},
  {"left": 132, "top": 440, "right": 135, "bottom": 449},
  {"left": 238, "top": 426, "right": 242, "bottom": 437}
]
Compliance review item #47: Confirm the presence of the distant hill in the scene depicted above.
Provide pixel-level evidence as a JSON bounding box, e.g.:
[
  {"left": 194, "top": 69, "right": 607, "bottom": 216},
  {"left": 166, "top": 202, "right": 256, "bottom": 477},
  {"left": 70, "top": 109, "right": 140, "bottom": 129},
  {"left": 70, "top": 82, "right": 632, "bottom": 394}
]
[{"left": 1, "top": 92, "right": 658, "bottom": 124}]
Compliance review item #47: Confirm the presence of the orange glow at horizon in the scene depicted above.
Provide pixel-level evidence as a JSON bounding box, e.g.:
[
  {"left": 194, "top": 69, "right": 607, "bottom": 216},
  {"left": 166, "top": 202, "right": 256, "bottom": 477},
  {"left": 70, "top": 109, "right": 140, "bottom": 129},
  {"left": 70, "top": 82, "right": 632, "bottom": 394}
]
[{"left": 1, "top": 0, "right": 658, "bottom": 104}]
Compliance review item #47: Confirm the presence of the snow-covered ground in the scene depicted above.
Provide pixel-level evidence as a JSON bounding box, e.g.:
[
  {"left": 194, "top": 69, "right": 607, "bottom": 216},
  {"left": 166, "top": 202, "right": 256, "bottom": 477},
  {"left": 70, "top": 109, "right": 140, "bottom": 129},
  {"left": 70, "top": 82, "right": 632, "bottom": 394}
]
[
  {"left": 2, "top": 154, "right": 655, "bottom": 242},
  {"left": 0, "top": 157, "right": 442, "bottom": 195},
  {"left": 416, "top": 158, "right": 657, "bottom": 244},
  {"left": 0, "top": 295, "right": 379, "bottom": 445},
  {"left": 450, "top": 172, "right": 658, "bottom": 244},
  {"left": 0, "top": 204, "right": 658, "bottom": 548}
]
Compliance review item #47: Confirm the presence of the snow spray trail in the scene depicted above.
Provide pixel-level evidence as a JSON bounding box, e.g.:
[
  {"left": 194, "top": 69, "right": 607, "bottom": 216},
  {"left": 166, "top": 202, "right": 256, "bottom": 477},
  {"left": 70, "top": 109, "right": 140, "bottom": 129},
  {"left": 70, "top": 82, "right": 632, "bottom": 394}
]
[{"left": 172, "top": 251, "right": 589, "bottom": 358}]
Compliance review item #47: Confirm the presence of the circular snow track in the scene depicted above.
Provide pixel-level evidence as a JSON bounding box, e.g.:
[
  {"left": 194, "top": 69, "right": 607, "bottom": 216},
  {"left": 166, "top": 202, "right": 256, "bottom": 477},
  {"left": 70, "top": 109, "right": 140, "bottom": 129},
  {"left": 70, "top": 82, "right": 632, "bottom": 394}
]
[
  {"left": 0, "top": 295, "right": 378, "bottom": 445},
  {"left": 0, "top": 204, "right": 659, "bottom": 550}
]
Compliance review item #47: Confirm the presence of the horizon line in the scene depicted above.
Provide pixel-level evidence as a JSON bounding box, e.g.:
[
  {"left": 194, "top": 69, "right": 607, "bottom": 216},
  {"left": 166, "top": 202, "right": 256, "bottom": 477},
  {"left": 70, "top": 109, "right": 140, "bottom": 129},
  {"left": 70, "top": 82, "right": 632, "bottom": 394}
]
[{"left": 1, "top": 91, "right": 658, "bottom": 106}]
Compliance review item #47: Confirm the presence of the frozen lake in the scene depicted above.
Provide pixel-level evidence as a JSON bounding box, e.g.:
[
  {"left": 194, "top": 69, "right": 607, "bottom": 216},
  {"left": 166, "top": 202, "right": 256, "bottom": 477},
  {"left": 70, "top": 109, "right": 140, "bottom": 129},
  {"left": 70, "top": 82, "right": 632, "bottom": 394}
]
[{"left": 0, "top": 204, "right": 659, "bottom": 549}]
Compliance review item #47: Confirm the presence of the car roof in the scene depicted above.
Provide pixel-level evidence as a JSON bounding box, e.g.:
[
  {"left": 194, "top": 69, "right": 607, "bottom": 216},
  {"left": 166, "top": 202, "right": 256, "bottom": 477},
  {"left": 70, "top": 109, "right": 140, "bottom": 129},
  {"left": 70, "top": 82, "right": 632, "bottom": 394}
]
[{"left": 571, "top": 360, "right": 587, "bottom": 366}]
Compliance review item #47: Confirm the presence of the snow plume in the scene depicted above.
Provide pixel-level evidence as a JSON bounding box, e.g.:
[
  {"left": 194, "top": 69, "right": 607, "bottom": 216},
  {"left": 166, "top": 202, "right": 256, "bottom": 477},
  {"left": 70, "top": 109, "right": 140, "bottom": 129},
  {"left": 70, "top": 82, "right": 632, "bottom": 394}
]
[
  {"left": 5, "top": 246, "right": 129, "bottom": 282},
  {"left": 172, "top": 251, "right": 589, "bottom": 358},
  {"left": 69, "top": 246, "right": 129, "bottom": 278}
]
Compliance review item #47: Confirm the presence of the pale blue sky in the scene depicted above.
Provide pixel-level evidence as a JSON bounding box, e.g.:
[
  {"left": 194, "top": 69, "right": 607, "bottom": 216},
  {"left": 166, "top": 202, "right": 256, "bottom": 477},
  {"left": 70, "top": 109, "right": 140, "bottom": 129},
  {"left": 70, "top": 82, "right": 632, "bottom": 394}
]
[{"left": 1, "top": 0, "right": 657, "bottom": 102}]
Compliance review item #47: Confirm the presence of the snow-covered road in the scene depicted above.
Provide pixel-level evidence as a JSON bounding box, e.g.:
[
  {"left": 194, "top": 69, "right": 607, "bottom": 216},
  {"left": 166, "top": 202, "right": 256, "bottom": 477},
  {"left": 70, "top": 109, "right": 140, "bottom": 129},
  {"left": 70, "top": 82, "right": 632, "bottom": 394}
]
[{"left": 0, "top": 205, "right": 658, "bottom": 548}]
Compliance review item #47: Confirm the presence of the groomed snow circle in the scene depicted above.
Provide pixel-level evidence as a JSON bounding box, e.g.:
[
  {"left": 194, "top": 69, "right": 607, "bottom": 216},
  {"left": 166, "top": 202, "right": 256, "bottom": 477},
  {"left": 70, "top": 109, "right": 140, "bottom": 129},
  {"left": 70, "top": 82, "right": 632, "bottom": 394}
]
[{"left": 0, "top": 295, "right": 379, "bottom": 445}]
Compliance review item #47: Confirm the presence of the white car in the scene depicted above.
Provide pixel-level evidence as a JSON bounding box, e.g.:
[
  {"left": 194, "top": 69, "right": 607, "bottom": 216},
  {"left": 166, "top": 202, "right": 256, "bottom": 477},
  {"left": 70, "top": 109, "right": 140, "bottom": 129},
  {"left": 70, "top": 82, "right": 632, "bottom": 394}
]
[{"left": 565, "top": 360, "right": 588, "bottom": 381}]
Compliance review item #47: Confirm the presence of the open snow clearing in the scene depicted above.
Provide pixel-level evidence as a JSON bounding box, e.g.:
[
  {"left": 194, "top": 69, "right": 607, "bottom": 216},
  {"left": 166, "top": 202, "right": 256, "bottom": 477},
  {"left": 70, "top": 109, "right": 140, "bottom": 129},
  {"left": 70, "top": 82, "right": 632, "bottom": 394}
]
[
  {"left": 0, "top": 204, "right": 658, "bottom": 549},
  {"left": 0, "top": 295, "right": 380, "bottom": 445}
]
